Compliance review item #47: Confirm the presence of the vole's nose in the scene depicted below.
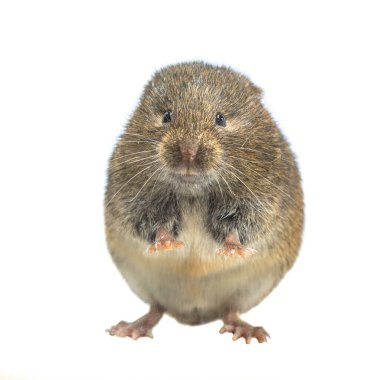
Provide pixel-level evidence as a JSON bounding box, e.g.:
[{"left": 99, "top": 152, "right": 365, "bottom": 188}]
[{"left": 179, "top": 141, "right": 198, "bottom": 163}]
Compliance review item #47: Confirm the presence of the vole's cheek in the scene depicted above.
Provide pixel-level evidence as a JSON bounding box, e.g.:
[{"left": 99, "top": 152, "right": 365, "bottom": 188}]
[
  {"left": 158, "top": 140, "right": 179, "bottom": 169},
  {"left": 200, "top": 139, "right": 223, "bottom": 170}
]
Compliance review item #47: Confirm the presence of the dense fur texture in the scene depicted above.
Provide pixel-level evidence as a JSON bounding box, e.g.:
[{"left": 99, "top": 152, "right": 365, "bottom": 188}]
[{"left": 105, "top": 62, "right": 303, "bottom": 332}]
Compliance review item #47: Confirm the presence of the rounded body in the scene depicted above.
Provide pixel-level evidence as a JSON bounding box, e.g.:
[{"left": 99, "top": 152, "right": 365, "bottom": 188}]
[{"left": 105, "top": 62, "right": 304, "bottom": 325}]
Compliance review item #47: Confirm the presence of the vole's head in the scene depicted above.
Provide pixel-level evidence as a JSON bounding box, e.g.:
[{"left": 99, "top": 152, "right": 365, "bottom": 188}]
[{"left": 123, "top": 62, "right": 279, "bottom": 196}]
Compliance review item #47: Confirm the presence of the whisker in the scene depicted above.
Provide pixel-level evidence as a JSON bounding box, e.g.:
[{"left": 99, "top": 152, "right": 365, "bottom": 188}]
[
  {"left": 221, "top": 164, "right": 264, "bottom": 207},
  {"left": 150, "top": 167, "right": 165, "bottom": 194},
  {"left": 109, "top": 154, "right": 159, "bottom": 170},
  {"left": 134, "top": 158, "right": 160, "bottom": 167},
  {"left": 120, "top": 140, "right": 158, "bottom": 145},
  {"left": 220, "top": 167, "right": 267, "bottom": 222},
  {"left": 223, "top": 141, "right": 292, "bottom": 163},
  {"left": 123, "top": 132, "right": 160, "bottom": 143},
  {"left": 225, "top": 159, "right": 293, "bottom": 201},
  {"left": 240, "top": 130, "right": 256, "bottom": 148},
  {"left": 127, "top": 165, "right": 163, "bottom": 203},
  {"left": 214, "top": 175, "right": 224, "bottom": 199},
  {"left": 227, "top": 153, "right": 290, "bottom": 174},
  {"left": 236, "top": 147, "right": 292, "bottom": 164},
  {"left": 105, "top": 164, "right": 156, "bottom": 207},
  {"left": 110, "top": 150, "right": 156, "bottom": 161},
  {"left": 246, "top": 167, "right": 293, "bottom": 201},
  {"left": 218, "top": 171, "right": 237, "bottom": 198}
]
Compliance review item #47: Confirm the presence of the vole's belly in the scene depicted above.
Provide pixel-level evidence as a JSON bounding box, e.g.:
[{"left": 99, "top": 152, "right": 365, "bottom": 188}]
[{"left": 108, "top": 220, "right": 281, "bottom": 324}]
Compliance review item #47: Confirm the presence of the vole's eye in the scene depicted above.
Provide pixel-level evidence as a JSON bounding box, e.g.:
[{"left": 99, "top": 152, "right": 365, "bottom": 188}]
[
  {"left": 163, "top": 111, "right": 172, "bottom": 123},
  {"left": 215, "top": 113, "right": 226, "bottom": 127}
]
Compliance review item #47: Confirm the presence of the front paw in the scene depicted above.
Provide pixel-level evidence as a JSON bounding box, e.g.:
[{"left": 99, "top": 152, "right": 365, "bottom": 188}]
[
  {"left": 148, "top": 226, "right": 184, "bottom": 254},
  {"left": 216, "top": 230, "right": 256, "bottom": 257},
  {"left": 216, "top": 243, "right": 255, "bottom": 257},
  {"left": 149, "top": 239, "right": 184, "bottom": 253}
]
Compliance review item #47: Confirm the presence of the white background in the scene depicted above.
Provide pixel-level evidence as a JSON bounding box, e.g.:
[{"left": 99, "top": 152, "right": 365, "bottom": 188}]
[{"left": 1, "top": 1, "right": 379, "bottom": 379}]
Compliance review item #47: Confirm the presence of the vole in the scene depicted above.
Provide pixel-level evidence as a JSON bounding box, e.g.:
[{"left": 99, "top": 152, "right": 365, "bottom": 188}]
[{"left": 104, "top": 62, "right": 304, "bottom": 344}]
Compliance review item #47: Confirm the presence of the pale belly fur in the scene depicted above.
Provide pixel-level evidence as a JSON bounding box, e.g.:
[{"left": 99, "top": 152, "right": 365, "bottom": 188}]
[{"left": 107, "top": 208, "right": 283, "bottom": 325}]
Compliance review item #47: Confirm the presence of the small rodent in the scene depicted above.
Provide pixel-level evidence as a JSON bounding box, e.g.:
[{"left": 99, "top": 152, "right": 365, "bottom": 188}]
[{"left": 104, "top": 62, "right": 304, "bottom": 343}]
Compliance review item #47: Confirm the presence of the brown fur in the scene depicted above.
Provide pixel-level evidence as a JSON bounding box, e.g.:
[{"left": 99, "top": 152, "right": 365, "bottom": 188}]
[{"left": 104, "top": 62, "right": 304, "bottom": 327}]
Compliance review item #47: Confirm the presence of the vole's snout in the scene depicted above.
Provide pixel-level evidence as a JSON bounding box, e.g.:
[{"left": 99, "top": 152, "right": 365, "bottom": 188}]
[
  {"left": 159, "top": 129, "right": 222, "bottom": 185},
  {"left": 179, "top": 141, "right": 198, "bottom": 164},
  {"left": 176, "top": 139, "right": 200, "bottom": 176}
]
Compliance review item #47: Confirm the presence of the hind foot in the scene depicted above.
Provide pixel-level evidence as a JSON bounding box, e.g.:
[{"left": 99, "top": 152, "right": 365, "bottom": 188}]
[
  {"left": 106, "top": 305, "right": 164, "bottom": 340},
  {"left": 219, "top": 309, "right": 270, "bottom": 344}
]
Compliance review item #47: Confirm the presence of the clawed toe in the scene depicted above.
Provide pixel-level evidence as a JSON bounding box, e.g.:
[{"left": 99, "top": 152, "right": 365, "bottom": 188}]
[
  {"left": 149, "top": 239, "right": 184, "bottom": 253},
  {"left": 219, "top": 324, "right": 235, "bottom": 334},
  {"left": 106, "top": 320, "right": 130, "bottom": 336},
  {"left": 220, "top": 323, "right": 270, "bottom": 344},
  {"left": 106, "top": 320, "right": 154, "bottom": 340},
  {"left": 216, "top": 244, "right": 255, "bottom": 257}
]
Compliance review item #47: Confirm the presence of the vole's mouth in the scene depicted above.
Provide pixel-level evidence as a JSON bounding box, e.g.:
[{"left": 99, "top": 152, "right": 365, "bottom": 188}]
[
  {"left": 170, "top": 169, "right": 203, "bottom": 184},
  {"left": 178, "top": 174, "right": 201, "bottom": 183}
]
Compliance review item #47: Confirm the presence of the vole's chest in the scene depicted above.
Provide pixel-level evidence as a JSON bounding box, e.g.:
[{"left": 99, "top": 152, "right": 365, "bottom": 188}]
[
  {"left": 177, "top": 205, "right": 215, "bottom": 256},
  {"left": 161, "top": 205, "right": 227, "bottom": 276}
]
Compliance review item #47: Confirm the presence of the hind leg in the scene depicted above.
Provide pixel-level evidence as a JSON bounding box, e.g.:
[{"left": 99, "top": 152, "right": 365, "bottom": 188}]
[
  {"left": 107, "top": 305, "right": 164, "bottom": 340},
  {"left": 219, "top": 309, "right": 270, "bottom": 344}
]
